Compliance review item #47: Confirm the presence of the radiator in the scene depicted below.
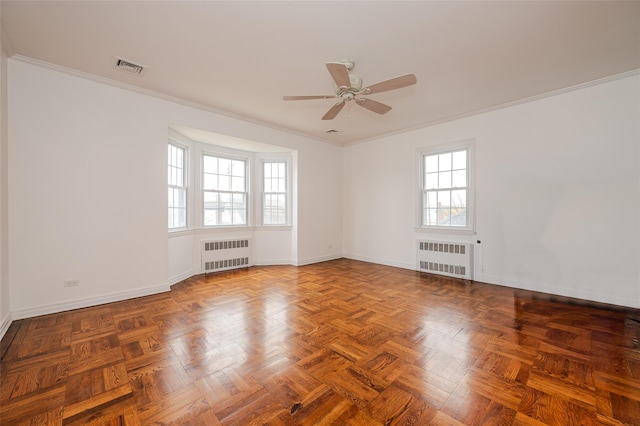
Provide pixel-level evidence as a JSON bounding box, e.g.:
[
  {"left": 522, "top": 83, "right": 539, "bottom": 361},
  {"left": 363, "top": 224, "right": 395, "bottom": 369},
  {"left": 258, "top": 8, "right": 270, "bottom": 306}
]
[
  {"left": 416, "top": 240, "right": 473, "bottom": 280},
  {"left": 202, "top": 238, "right": 251, "bottom": 273}
]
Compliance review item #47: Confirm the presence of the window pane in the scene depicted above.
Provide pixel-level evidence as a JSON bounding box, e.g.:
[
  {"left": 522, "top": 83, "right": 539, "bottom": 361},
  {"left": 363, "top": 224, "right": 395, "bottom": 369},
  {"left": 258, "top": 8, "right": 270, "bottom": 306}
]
[
  {"left": 218, "top": 158, "right": 231, "bottom": 176},
  {"left": 425, "top": 155, "right": 438, "bottom": 173},
  {"left": 452, "top": 189, "right": 467, "bottom": 208},
  {"left": 176, "top": 167, "right": 183, "bottom": 187},
  {"left": 452, "top": 150, "right": 466, "bottom": 170},
  {"left": 219, "top": 175, "right": 230, "bottom": 191},
  {"left": 424, "top": 191, "right": 437, "bottom": 209},
  {"left": 425, "top": 209, "right": 438, "bottom": 226},
  {"left": 264, "top": 178, "right": 272, "bottom": 192},
  {"left": 232, "top": 160, "right": 245, "bottom": 177},
  {"left": 451, "top": 208, "right": 466, "bottom": 227},
  {"left": 203, "top": 155, "right": 217, "bottom": 173},
  {"left": 437, "top": 190, "right": 451, "bottom": 207},
  {"left": 439, "top": 153, "right": 452, "bottom": 171},
  {"left": 204, "top": 191, "right": 218, "bottom": 210},
  {"left": 425, "top": 172, "right": 438, "bottom": 190},
  {"left": 232, "top": 193, "right": 245, "bottom": 209},
  {"left": 438, "top": 171, "right": 452, "bottom": 189},
  {"left": 203, "top": 173, "right": 216, "bottom": 190},
  {"left": 232, "top": 177, "right": 244, "bottom": 192},
  {"left": 452, "top": 170, "right": 466, "bottom": 188}
]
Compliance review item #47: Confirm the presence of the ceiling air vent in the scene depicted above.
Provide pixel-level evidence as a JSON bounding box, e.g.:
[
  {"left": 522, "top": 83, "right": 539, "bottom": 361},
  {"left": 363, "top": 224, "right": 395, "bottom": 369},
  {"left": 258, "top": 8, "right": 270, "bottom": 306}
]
[{"left": 115, "top": 57, "right": 145, "bottom": 75}]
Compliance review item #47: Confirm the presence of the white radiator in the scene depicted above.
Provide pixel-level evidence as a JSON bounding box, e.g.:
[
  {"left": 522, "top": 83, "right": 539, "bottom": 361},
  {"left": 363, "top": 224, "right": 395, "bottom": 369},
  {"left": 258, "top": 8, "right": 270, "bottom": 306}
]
[
  {"left": 417, "top": 240, "right": 473, "bottom": 280},
  {"left": 202, "top": 238, "right": 252, "bottom": 273}
]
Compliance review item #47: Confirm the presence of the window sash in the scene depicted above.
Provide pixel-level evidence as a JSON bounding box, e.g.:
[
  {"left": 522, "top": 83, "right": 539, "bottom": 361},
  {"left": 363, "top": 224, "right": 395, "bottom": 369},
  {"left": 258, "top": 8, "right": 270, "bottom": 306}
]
[
  {"left": 262, "top": 161, "right": 287, "bottom": 225},
  {"left": 168, "top": 144, "right": 187, "bottom": 229},
  {"left": 421, "top": 148, "right": 470, "bottom": 229},
  {"left": 203, "top": 154, "right": 248, "bottom": 226}
]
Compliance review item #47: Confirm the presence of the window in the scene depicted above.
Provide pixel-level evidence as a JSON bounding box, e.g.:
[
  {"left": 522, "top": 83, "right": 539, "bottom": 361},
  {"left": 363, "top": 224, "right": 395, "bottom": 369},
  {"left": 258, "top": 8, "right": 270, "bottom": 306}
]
[
  {"left": 168, "top": 143, "right": 187, "bottom": 229},
  {"left": 262, "top": 161, "right": 287, "bottom": 225},
  {"left": 202, "top": 154, "right": 247, "bottom": 226},
  {"left": 421, "top": 145, "right": 471, "bottom": 229}
]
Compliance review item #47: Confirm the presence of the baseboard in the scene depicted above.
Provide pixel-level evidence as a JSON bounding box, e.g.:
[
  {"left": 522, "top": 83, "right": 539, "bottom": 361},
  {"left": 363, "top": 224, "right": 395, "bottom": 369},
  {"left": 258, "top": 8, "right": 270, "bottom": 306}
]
[
  {"left": 342, "top": 254, "right": 415, "bottom": 271},
  {"left": 481, "top": 274, "right": 640, "bottom": 310},
  {"left": 294, "top": 254, "right": 343, "bottom": 267},
  {"left": 253, "top": 259, "right": 293, "bottom": 266},
  {"left": 169, "top": 269, "right": 200, "bottom": 286},
  {"left": 12, "top": 283, "right": 171, "bottom": 320},
  {"left": 0, "top": 311, "right": 12, "bottom": 341}
]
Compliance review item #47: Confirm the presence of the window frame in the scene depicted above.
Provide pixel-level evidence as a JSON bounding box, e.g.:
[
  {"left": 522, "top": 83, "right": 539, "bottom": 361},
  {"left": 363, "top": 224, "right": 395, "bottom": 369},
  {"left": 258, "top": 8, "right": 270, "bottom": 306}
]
[
  {"left": 417, "top": 139, "right": 475, "bottom": 233},
  {"left": 201, "top": 151, "right": 250, "bottom": 228},
  {"left": 168, "top": 142, "right": 188, "bottom": 231},
  {"left": 259, "top": 156, "right": 291, "bottom": 226}
]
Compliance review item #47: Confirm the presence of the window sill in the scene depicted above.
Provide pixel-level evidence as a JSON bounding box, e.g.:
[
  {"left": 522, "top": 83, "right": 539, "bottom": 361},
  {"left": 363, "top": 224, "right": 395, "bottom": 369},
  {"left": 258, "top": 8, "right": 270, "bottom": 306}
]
[
  {"left": 254, "top": 225, "right": 293, "bottom": 231},
  {"left": 168, "top": 228, "right": 191, "bottom": 238},
  {"left": 414, "top": 227, "right": 476, "bottom": 236}
]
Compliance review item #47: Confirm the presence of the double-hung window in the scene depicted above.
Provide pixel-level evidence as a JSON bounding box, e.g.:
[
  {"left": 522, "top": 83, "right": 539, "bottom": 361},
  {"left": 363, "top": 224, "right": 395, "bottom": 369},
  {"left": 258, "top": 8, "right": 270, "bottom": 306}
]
[
  {"left": 262, "top": 161, "right": 287, "bottom": 225},
  {"left": 421, "top": 143, "right": 472, "bottom": 229},
  {"left": 202, "top": 154, "right": 247, "bottom": 226},
  {"left": 168, "top": 143, "right": 187, "bottom": 229}
]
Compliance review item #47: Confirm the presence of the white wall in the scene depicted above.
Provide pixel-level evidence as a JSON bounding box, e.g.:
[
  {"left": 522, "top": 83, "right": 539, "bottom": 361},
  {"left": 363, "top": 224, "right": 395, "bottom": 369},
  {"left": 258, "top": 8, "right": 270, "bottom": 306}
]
[
  {"left": 8, "top": 58, "right": 342, "bottom": 318},
  {"left": 0, "top": 9, "right": 11, "bottom": 337},
  {"left": 344, "top": 74, "right": 640, "bottom": 308},
  {"left": 7, "top": 55, "right": 637, "bottom": 324}
]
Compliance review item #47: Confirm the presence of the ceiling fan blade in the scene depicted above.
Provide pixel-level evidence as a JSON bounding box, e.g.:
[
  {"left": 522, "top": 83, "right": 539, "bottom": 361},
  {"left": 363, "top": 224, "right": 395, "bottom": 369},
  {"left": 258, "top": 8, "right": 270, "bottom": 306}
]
[
  {"left": 326, "top": 62, "right": 351, "bottom": 88},
  {"left": 365, "top": 74, "right": 417, "bottom": 94},
  {"left": 283, "top": 95, "right": 337, "bottom": 101},
  {"left": 322, "top": 101, "right": 346, "bottom": 120},
  {"left": 356, "top": 98, "right": 392, "bottom": 115}
]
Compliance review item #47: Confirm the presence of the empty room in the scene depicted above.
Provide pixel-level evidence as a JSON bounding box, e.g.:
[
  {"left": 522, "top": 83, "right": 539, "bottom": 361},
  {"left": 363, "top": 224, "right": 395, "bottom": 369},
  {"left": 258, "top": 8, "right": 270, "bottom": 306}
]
[{"left": 0, "top": 1, "right": 639, "bottom": 425}]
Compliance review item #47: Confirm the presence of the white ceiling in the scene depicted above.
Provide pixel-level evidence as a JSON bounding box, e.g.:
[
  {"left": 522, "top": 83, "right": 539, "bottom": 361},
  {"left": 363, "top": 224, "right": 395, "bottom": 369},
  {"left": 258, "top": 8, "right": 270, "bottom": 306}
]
[{"left": 2, "top": 1, "right": 639, "bottom": 145}]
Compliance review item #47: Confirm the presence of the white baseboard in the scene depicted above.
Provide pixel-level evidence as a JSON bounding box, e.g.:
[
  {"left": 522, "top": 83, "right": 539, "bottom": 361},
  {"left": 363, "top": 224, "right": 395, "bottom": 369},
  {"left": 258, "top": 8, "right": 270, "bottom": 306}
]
[
  {"left": 169, "top": 269, "right": 200, "bottom": 286},
  {"left": 294, "top": 254, "right": 343, "bottom": 267},
  {"left": 253, "top": 259, "right": 293, "bottom": 266},
  {"left": 12, "top": 283, "right": 171, "bottom": 320},
  {"left": 342, "top": 254, "right": 415, "bottom": 271},
  {"left": 481, "top": 274, "right": 640, "bottom": 309},
  {"left": 0, "top": 311, "right": 12, "bottom": 342}
]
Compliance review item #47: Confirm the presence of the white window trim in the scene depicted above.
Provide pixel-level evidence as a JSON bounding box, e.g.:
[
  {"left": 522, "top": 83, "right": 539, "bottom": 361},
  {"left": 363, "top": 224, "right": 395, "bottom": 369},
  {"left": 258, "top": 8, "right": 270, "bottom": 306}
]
[
  {"left": 416, "top": 138, "right": 476, "bottom": 234},
  {"left": 168, "top": 141, "right": 189, "bottom": 232},
  {"left": 256, "top": 153, "right": 292, "bottom": 227},
  {"left": 201, "top": 148, "right": 251, "bottom": 228}
]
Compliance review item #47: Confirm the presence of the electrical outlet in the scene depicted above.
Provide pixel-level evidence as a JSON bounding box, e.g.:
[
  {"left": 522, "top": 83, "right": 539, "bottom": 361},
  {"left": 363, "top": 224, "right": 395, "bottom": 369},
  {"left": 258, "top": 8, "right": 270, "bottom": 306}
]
[{"left": 64, "top": 280, "right": 80, "bottom": 287}]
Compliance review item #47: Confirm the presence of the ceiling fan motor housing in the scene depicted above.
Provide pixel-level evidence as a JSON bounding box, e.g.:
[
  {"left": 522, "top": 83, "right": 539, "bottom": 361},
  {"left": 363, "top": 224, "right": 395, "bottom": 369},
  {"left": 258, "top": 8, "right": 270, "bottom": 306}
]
[{"left": 334, "top": 74, "right": 363, "bottom": 97}]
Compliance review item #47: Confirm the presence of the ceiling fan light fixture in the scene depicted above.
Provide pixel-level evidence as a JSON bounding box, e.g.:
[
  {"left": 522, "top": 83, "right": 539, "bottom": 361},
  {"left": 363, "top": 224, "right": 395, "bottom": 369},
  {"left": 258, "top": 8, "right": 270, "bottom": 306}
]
[{"left": 283, "top": 60, "right": 417, "bottom": 120}]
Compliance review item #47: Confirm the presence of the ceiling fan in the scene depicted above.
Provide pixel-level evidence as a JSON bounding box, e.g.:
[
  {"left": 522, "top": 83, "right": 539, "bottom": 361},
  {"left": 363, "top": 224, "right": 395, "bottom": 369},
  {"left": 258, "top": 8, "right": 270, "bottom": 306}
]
[{"left": 283, "top": 60, "right": 417, "bottom": 120}]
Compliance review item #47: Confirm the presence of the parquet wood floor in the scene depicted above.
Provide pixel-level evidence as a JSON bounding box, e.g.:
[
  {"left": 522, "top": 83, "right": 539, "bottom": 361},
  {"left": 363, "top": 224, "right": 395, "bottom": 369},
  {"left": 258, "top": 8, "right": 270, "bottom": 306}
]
[{"left": 1, "top": 259, "right": 640, "bottom": 425}]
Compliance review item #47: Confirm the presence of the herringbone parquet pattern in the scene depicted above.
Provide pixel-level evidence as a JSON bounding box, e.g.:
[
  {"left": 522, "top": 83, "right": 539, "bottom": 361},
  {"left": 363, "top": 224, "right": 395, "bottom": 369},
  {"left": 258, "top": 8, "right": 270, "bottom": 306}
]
[{"left": 1, "top": 259, "right": 639, "bottom": 425}]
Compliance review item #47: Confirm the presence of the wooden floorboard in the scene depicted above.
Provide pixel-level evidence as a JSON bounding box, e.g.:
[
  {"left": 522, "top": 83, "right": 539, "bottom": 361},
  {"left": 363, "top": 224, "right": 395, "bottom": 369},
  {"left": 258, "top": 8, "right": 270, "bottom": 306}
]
[{"left": 1, "top": 259, "right": 639, "bottom": 425}]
